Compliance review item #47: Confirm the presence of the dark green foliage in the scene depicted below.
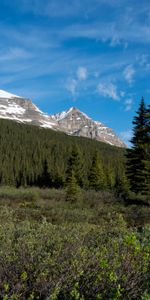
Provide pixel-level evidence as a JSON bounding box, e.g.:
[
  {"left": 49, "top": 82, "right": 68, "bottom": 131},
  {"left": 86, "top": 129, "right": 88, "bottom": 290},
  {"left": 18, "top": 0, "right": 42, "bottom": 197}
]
[
  {"left": 143, "top": 104, "right": 150, "bottom": 193},
  {"left": 126, "top": 98, "right": 150, "bottom": 195},
  {"left": 106, "top": 163, "right": 116, "bottom": 189},
  {"left": 66, "top": 144, "right": 84, "bottom": 187},
  {"left": 88, "top": 151, "right": 105, "bottom": 190},
  {"left": 37, "top": 159, "right": 52, "bottom": 187},
  {"left": 66, "top": 170, "right": 81, "bottom": 202},
  {"left": 0, "top": 119, "right": 125, "bottom": 190}
]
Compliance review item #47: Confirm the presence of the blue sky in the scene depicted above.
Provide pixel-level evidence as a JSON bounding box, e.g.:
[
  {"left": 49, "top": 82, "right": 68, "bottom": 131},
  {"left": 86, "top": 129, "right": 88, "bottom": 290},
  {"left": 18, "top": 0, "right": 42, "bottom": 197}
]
[{"left": 0, "top": 0, "right": 150, "bottom": 145}]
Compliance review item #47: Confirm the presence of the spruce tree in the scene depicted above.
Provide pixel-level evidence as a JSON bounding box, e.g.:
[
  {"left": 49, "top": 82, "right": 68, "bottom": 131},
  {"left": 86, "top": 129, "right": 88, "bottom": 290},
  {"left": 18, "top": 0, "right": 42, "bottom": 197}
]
[
  {"left": 88, "top": 151, "right": 105, "bottom": 191},
  {"left": 114, "top": 171, "right": 129, "bottom": 199},
  {"left": 66, "top": 144, "right": 84, "bottom": 187},
  {"left": 126, "top": 98, "right": 150, "bottom": 194},
  {"left": 106, "top": 163, "right": 116, "bottom": 190},
  {"left": 142, "top": 104, "right": 150, "bottom": 193},
  {"left": 66, "top": 170, "right": 81, "bottom": 202}
]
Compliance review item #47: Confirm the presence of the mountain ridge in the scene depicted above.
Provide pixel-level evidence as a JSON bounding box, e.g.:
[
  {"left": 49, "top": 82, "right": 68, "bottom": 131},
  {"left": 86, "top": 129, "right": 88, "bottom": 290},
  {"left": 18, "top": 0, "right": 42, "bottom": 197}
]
[{"left": 0, "top": 89, "right": 126, "bottom": 148}]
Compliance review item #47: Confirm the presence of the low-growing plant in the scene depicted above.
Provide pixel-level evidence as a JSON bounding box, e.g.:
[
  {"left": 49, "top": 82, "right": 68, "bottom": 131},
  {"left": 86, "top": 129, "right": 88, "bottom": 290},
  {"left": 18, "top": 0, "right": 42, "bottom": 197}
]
[{"left": 0, "top": 207, "right": 149, "bottom": 299}]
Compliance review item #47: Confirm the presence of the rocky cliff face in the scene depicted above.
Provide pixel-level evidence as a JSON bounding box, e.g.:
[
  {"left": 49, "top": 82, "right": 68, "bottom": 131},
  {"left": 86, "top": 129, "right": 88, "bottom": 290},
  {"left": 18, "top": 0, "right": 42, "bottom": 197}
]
[
  {"left": 51, "top": 107, "right": 126, "bottom": 147},
  {"left": 0, "top": 90, "right": 126, "bottom": 148}
]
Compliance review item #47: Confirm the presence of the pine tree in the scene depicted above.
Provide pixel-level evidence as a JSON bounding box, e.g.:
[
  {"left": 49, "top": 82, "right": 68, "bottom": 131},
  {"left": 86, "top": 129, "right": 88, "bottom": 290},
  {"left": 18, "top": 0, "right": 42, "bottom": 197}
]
[
  {"left": 142, "top": 104, "right": 150, "bottom": 193},
  {"left": 66, "top": 170, "right": 81, "bottom": 202},
  {"left": 106, "top": 163, "right": 116, "bottom": 190},
  {"left": 114, "top": 171, "right": 129, "bottom": 199},
  {"left": 66, "top": 144, "right": 84, "bottom": 187},
  {"left": 88, "top": 151, "right": 105, "bottom": 191},
  {"left": 126, "top": 98, "right": 150, "bottom": 194},
  {"left": 0, "top": 118, "right": 126, "bottom": 189}
]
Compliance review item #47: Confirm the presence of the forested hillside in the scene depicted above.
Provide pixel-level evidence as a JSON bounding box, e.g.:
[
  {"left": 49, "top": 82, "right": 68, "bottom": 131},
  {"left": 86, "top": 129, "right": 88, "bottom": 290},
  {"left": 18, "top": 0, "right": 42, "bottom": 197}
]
[
  {"left": 0, "top": 105, "right": 149, "bottom": 300},
  {"left": 0, "top": 119, "right": 125, "bottom": 189}
]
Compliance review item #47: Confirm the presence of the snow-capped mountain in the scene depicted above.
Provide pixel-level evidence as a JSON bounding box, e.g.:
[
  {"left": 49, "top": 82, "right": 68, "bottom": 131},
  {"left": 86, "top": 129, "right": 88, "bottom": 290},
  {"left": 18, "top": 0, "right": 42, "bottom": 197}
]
[
  {"left": 0, "top": 89, "right": 126, "bottom": 148},
  {"left": 0, "top": 89, "right": 57, "bottom": 128}
]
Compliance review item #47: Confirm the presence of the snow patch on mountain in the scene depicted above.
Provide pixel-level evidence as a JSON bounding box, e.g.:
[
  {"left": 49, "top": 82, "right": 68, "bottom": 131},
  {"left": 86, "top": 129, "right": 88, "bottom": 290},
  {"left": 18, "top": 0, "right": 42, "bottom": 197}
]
[
  {"left": 0, "top": 89, "right": 126, "bottom": 148},
  {"left": 0, "top": 103, "right": 25, "bottom": 115},
  {"left": 0, "top": 90, "right": 20, "bottom": 99}
]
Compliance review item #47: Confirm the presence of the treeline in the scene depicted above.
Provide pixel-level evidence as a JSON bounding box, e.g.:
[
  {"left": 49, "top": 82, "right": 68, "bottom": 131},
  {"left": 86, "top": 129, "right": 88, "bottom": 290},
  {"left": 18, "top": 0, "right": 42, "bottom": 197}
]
[{"left": 0, "top": 119, "right": 126, "bottom": 189}]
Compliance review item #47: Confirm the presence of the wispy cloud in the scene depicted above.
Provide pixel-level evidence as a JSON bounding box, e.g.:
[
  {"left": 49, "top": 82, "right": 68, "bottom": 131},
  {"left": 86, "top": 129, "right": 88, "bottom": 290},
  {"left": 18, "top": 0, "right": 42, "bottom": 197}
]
[
  {"left": 123, "top": 65, "right": 135, "bottom": 84},
  {"left": 109, "top": 35, "right": 121, "bottom": 47},
  {"left": 97, "top": 82, "right": 120, "bottom": 101},
  {"left": 77, "top": 67, "right": 88, "bottom": 80},
  {"left": 0, "top": 0, "right": 150, "bottom": 121},
  {"left": 0, "top": 47, "right": 31, "bottom": 61},
  {"left": 66, "top": 78, "right": 78, "bottom": 99},
  {"left": 10, "top": 0, "right": 83, "bottom": 17},
  {"left": 66, "top": 66, "right": 88, "bottom": 99},
  {"left": 3, "top": 0, "right": 150, "bottom": 48},
  {"left": 124, "top": 98, "right": 133, "bottom": 111},
  {"left": 136, "top": 54, "right": 150, "bottom": 69}
]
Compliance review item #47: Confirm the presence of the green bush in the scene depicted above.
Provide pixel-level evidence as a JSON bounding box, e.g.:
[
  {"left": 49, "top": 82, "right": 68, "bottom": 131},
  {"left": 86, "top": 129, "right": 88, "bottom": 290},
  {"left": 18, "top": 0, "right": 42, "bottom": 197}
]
[
  {"left": 0, "top": 186, "right": 40, "bottom": 202},
  {"left": 0, "top": 207, "right": 149, "bottom": 300}
]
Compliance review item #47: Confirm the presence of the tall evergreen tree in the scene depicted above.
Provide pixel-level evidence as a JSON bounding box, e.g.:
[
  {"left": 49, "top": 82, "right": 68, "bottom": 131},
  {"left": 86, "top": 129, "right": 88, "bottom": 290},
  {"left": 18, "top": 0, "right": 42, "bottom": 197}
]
[
  {"left": 106, "top": 163, "right": 116, "bottom": 190},
  {"left": 66, "top": 144, "right": 84, "bottom": 187},
  {"left": 66, "top": 170, "right": 81, "bottom": 202},
  {"left": 126, "top": 98, "right": 150, "bottom": 194},
  {"left": 142, "top": 104, "right": 150, "bottom": 193},
  {"left": 88, "top": 151, "right": 105, "bottom": 190}
]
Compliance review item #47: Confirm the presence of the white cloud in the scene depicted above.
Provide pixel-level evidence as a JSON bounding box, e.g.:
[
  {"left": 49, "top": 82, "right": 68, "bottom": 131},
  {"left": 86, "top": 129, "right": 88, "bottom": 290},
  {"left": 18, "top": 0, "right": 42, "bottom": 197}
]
[
  {"left": 66, "top": 66, "right": 88, "bottom": 99},
  {"left": 66, "top": 79, "right": 78, "bottom": 97},
  {"left": 97, "top": 82, "right": 120, "bottom": 101},
  {"left": 119, "top": 130, "right": 132, "bottom": 147},
  {"left": 123, "top": 64, "right": 135, "bottom": 84},
  {"left": 77, "top": 67, "right": 88, "bottom": 80},
  {"left": 124, "top": 98, "right": 133, "bottom": 111}
]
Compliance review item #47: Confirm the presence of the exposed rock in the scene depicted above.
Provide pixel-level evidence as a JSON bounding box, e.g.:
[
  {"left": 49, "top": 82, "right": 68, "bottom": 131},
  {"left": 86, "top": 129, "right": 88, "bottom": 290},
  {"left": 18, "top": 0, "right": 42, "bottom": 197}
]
[
  {"left": 0, "top": 90, "right": 126, "bottom": 148},
  {"left": 51, "top": 107, "right": 126, "bottom": 147}
]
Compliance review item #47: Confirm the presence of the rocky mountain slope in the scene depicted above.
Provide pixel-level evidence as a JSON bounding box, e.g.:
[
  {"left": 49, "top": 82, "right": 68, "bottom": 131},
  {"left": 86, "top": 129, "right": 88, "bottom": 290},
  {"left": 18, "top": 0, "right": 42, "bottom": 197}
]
[{"left": 0, "top": 89, "right": 126, "bottom": 148}]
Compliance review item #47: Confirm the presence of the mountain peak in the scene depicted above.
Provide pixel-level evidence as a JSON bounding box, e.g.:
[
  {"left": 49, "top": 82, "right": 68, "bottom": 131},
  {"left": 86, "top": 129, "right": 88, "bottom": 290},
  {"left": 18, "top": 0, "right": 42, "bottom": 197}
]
[
  {"left": 66, "top": 106, "right": 81, "bottom": 114},
  {"left": 51, "top": 107, "right": 125, "bottom": 147},
  {"left": 69, "top": 106, "right": 80, "bottom": 112},
  {"left": 66, "top": 106, "right": 78, "bottom": 113},
  {"left": 52, "top": 106, "right": 91, "bottom": 122},
  {"left": 69, "top": 106, "right": 77, "bottom": 111}
]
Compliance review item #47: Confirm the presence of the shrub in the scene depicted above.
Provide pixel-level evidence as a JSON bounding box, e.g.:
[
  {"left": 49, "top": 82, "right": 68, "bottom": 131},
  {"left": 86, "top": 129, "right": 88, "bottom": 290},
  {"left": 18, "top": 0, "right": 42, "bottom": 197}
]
[{"left": 0, "top": 207, "right": 149, "bottom": 299}]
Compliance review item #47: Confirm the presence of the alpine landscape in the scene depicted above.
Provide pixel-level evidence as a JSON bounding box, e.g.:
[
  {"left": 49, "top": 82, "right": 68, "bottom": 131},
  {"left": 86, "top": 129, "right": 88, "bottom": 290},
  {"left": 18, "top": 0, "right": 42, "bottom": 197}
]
[
  {"left": 0, "top": 89, "right": 125, "bottom": 147},
  {"left": 0, "top": 1, "right": 149, "bottom": 299}
]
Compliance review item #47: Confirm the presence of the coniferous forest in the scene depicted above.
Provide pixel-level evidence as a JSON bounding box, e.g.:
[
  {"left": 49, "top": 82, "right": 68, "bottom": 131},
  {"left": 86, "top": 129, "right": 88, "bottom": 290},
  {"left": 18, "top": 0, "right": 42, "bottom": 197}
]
[
  {"left": 0, "top": 99, "right": 149, "bottom": 300},
  {"left": 0, "top": 118, "right": 125, "bottom": 189}
]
